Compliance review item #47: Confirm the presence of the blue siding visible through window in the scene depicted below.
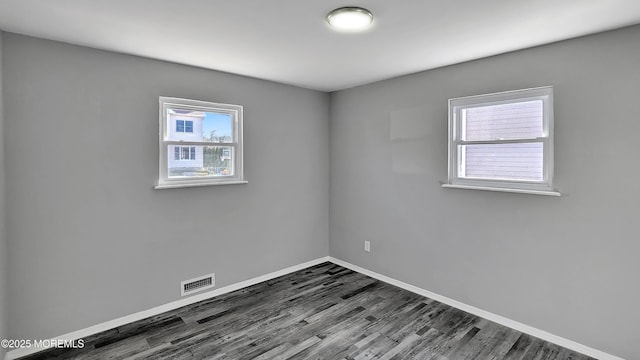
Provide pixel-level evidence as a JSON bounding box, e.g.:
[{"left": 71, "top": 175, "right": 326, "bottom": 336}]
[
  {"left": 461, "top": 143, "right": 543, "bottom": 181},
  {"left": 462, "top": 101, "right": 543, "bottom": 141},
  {"left": 185, "top": 121, "right": 193, "bottom": 133},
  {"left": 459, "top": 100, "right": 545, "bottom": 182},
  {"left": 176, "top": 120, "right": 184, "bottom": 132}
]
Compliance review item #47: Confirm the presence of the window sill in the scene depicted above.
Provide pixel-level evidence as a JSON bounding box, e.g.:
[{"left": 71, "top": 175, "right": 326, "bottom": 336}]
[
  {"left": 155, "top": 180, "right": 248, "bottom": 189},
  {"left": 442, "top": 184, "right": 561, "bottom": 196}
]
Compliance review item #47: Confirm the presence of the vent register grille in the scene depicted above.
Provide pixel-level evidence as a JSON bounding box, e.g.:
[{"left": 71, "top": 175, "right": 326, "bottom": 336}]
[{"left": 181, "top": 273, "right": 215, "bottom": 296}]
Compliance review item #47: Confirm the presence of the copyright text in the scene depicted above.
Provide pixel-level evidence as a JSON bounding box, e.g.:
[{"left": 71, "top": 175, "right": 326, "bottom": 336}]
[{"left": 1, "top": 339, "right": 85, "bottom": 349}]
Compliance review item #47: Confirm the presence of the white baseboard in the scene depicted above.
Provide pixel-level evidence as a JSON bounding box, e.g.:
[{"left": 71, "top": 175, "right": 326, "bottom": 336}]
[
  {"left": 4, "top": 256, "right": 331, "bottom": 360},
  {"left": 6, "top": 256, "right": 624, "bottom": 360},
  {"left": 328, "top": 256, "right": 624, "bottom": 360}
]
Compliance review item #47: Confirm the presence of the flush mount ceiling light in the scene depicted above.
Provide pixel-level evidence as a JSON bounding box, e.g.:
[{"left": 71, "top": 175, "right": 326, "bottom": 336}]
[{"left": 326, "top": 7, "right": 373, "bottom": 31}]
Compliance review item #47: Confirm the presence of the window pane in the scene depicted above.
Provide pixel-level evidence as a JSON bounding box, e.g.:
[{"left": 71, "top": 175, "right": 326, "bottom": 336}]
[
  {"left": 202, "top": 112, "right": 233, "bottom": 143},
  {"left": 203, "top": 146, "right": 234, "bottom": 176},
  {"left": 167, "top": 109, "right": 233, "bottom": 142},
  {"left": 460, "top": 143, "right": 543, "bottom": 181},
  {"left": 462, "top": 100, "right": 543, "bottom": 141},
  {"left": 167, "top": 146, "right": 233, "bottom": 178}
]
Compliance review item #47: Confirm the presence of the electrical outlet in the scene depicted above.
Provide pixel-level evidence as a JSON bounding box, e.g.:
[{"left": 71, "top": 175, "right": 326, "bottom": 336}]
[{"left": 364, "top": 240, "right": 371, "bottom": 252}]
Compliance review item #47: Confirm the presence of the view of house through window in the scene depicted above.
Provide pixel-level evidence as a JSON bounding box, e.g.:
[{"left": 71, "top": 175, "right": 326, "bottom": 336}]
[
  {"left": 157, "top": 97, "right": 245, "bottom": 188},
  {"left": 445, "top": 86, "right": 556, "bottom": 195},
  {"left": 166, "top": 110, "right": 234, "bottom": 177}
]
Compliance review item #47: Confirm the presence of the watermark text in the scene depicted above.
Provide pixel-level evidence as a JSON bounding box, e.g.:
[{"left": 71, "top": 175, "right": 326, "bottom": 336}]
[{"left": 1, "top": 339, "right": 85, "bottom": 349}]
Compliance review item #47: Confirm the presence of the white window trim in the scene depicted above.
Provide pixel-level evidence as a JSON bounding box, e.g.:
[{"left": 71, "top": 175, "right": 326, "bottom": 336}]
[
  {"left": 444, "top": 86, "right": 560, "bottom": 196},
  {"left": 155, "top": 97, "right": 247, "bottom": 189}
]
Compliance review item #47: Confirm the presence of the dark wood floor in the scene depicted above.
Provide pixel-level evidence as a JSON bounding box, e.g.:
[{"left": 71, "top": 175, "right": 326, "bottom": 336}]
[{"left": 20, "top": 262, "right": 596, "bottom": 360}]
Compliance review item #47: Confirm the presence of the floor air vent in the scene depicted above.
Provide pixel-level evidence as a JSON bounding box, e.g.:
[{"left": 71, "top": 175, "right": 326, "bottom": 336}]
[{"left": 181, "top": 273, "right": 215, "bottom": 296}]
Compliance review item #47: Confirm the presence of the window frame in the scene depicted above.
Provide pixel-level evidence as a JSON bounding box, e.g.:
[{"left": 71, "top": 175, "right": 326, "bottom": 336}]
[
  {"left": 444, "top": 86, "right": 560, "bottom": 196},
  {"left": 156, "top": 97, "right": 246, "bottom": 189}
]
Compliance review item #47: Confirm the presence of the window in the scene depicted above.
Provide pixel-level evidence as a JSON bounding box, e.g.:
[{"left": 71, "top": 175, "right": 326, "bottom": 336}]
[
  {"left": 444, "top": 86, "right": 559, "bottom": 196},
  {"left": 156, "top": 97, "right": 246, "bottom": 189},
  {"left": 174, "top": 146, "right": 196, "bottom": 160},
  {"left": 176, "top": 120, "right": 194, "bottom": 133}
]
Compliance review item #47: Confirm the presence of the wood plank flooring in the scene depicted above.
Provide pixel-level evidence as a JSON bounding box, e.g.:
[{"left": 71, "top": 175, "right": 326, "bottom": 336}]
[{"left": 19, "top": 262, "right": 596, "bottom": 360}]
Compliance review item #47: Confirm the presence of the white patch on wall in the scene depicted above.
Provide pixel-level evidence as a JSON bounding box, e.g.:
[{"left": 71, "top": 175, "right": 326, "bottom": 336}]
[
  {"left": 390, "top": 106, "right": 431, "bottom": 174},
  {"left": 390, "top": 106, "right": 430, "bottom": 141},
  {"left": 181, "top": 273, "right": 215, "bottom": 296}
]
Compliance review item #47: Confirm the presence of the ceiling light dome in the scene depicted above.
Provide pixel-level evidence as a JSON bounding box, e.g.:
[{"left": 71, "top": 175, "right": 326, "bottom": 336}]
[{"left": 327, "top": 7, "right": 373, "bottom": 31}]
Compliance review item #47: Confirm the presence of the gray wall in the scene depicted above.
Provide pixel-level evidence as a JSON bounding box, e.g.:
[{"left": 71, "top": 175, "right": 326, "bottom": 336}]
[
  {"left": 0, "top": 30, "right": 8, "bottom": 360},
  {"left": 330, "top": 25, "right": 640, "bottom": 360},
  {"left": 3, "top": 33, "right": 330, "bottom": 340}
]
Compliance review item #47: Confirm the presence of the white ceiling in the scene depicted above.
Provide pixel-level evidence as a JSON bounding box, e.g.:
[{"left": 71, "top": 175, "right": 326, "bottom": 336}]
[{"left": 1, "top": 1, "right": 639, "bottom": 92}]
